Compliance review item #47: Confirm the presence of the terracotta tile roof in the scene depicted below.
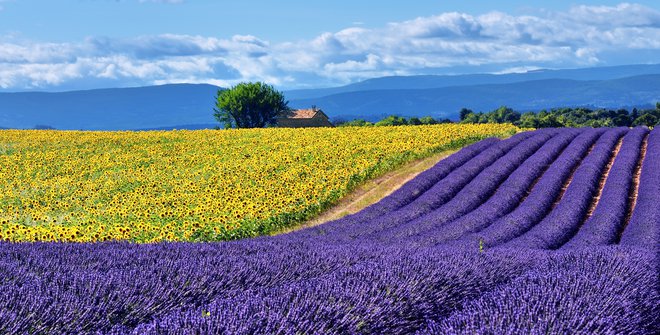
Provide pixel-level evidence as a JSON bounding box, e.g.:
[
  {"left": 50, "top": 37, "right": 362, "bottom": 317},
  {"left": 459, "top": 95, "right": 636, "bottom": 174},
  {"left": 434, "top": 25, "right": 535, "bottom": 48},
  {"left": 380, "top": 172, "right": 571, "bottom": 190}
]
[
  {"left": 288, "top": 108, "right": 319, "bottom": 119},
  {"left": 276, "top": 107, "right": 333, "bottom": 127}
]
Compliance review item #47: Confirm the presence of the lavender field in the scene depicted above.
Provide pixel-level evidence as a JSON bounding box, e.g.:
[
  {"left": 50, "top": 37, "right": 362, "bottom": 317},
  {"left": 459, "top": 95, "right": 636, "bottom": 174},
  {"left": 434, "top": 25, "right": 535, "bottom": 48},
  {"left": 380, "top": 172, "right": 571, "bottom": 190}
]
[{"left": 1, "top": 127, "right": 658, "bottom": 334}]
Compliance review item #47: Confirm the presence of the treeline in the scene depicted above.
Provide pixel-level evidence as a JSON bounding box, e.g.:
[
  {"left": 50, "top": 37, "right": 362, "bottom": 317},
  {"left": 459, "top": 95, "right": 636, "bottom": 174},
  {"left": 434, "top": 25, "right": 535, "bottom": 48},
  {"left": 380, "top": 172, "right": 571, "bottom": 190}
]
[
  {"left": 335, "top": 115, "right": 452, "bottom": 127},
  {"left": 335, "top": 103, "right": 660, "bottom": 128},
  {"left": 459, "top": 103, "right": 660, "bottom": 128}
]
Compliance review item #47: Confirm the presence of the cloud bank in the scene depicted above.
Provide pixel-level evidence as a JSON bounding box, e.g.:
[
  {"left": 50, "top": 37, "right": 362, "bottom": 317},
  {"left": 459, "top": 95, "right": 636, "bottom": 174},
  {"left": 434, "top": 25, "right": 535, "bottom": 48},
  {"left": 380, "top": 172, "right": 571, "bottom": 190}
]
[{"left": 1, "top": 2, "right": 659, "bottom": 90}]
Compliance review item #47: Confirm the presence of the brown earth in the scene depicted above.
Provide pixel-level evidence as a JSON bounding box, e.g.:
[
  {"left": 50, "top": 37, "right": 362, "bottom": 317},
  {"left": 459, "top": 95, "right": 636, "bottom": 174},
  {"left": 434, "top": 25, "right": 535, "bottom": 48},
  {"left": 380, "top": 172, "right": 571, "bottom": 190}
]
[
  {"left": 584, "top": 137, "right": 624, "bottom": 220},
  {"left": 550, "top": 141, "right": 598, "bottom": 211},
  {"left": 623, "top": 134, "right": 648, "bottom": 228}
]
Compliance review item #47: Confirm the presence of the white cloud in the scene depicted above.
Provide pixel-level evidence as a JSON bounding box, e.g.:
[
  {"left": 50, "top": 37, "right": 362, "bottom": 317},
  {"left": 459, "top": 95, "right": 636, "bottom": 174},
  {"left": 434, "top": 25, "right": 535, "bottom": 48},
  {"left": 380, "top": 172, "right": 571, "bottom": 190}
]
[
  {"left": 87, "top": 34, "right": 227, "bottom": 59},
  {"left": 389, "top": 12, "right": 485, "bottom": 39},
  {"left": 494, "top": 66, "right": 545, "bottom": 74},
  {"left": 565, "top": 3, "right": 660, "bottom": 27},
  {"left": 1, "top": 2, "right": 659, "bottom": 90}
]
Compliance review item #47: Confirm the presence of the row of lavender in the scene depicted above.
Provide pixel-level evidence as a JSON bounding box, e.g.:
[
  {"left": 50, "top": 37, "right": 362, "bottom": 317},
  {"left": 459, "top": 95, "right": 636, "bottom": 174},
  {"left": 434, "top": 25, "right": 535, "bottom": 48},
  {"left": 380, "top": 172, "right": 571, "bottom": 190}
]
[
  {"left": 0, "top": 127, "right": 657, "bottom": 334},
  {"left": 1, "top": 243, "right": 656, "bottom": 334},
  {"left": 296, "top": 130, "right": 548, "bottom": 241},
  {"left": 294, "top": 126, "right": 658, "bottom": 250}
]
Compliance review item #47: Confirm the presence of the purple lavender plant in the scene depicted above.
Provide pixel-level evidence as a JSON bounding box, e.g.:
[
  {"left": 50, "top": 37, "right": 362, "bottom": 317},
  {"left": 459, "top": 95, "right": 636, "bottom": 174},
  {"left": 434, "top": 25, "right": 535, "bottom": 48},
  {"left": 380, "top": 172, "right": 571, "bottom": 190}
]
[
  {"left": 0, "top": 128, "right": 657, "bottom": 334},
  {"left": 620, "top": 127, "right": 660, "bottom": 249},
  {"left": 453, "top": 128, "right": 605, "bottom": 249},
  {"left": 503, "top": 127, "right": 627, "bottom": 249},
  {"left": 301, "top": 131, "right": 536, "bottom": 241},
  {"left": 373, "top": 129, "right": 560, "bottom": 242},
  {"left": 563, "top": 127, "right": 648, "bottom": 248},
  {"left": 392, "top": 128, "right": 578, "bottom": 245}
]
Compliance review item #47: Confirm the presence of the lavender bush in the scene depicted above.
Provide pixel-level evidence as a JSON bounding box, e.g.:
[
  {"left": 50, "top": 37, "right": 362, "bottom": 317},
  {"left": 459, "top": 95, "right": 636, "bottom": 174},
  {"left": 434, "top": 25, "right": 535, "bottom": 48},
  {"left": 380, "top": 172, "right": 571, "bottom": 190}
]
[
  {"left": 620, "top": 127, "right": 660, "bottom": 250},
  {"left": 298, "top": 131, "right": 535, "bottom": 240},
  {"left": 563, "top": 127, "right": 648, "bottom": 248},
  {"left": 454, "top": 127, "right": 605, "bottom": 249},
  {"left": 503, "top": 127, "right": 627, "bottom": 249},
  {"left": 0, "top": 127, "right": 657, "bottom": 334},
  {"left": 374, "top": 129, "right": 559, "bottom": 242},
  {"left": 390, "top": 129, "right": 577, "bottom": 244}
]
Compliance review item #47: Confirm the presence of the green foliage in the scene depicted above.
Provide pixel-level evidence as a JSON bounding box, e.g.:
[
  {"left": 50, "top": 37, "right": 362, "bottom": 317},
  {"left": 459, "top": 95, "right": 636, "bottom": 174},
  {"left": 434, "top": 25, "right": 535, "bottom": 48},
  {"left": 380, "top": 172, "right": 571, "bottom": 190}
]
[
  {"left": 419, "top": 116, "right": 438, "bottom": 125},
  {"left": 536, "top": 111, "right": 562, "bottom": 128},
  {"left": 336, "top": 115, "right": 448, "bottom": 127},
  {"left": 461, "top": 112, "right": 482, "bottom": 124},
  {"left": 214, "top": 82, "right": 289, "bottom": 129},
  {"left": 459, "top": 106, "right": 520, "bottom": 125},
  {"left": 459, "top": 108, "right": 473, "bottom": 121},
  {"left": 632, "top": 113, "right": 658, "bottom": 127},
  {"left": 631, "top": 108, "right": 639, "bottom": 121},
  {"left": 518, "top": 112, "right": 539, "bottom": 128},
  {"left": 459, "top": 103, "right": 660, "bottom": 128},
  {"left": 330, "top": 101, "right": 660, "bottom": 129},
  {"left": 408, "top": 117, "right": 422, "bottom": 125},
  {"left": 489, "top": 106, "right": 520, "bottom": 124},
  {"left": 338, "top": 119, "right": 373, "bottom": 127},
  {"left": 375, "top": 115, "right": 409, "bottom": 126}
]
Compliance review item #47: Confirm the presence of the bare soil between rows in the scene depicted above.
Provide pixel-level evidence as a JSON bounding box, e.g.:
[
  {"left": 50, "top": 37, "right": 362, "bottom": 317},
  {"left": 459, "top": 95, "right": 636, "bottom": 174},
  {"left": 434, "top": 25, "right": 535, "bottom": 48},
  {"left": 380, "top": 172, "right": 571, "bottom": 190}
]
[{"left": 275, "top": 150, "right": 455, "bottom": 235}]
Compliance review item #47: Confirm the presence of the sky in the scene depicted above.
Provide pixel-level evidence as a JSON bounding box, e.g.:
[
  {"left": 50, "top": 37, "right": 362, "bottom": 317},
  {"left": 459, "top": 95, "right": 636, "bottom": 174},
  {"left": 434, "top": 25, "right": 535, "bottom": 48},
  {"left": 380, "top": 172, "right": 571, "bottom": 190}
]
[{"left": 0, "top": 0, "right": 659, "bottom": 91}]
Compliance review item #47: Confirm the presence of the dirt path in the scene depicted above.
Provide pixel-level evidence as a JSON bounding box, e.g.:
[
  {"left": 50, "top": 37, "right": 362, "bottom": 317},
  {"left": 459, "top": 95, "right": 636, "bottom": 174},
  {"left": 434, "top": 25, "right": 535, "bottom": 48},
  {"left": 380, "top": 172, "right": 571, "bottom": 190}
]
[
  {"left": 549, "top": 141, "right": 598, "bottom": 211},
  {"left": 584, "top": 137, "right": 623, "bottom": 220},
  {"left": 273, "top": 150, "right": 455, "bottom": 235},
  {"left": 623, "top": 134, "right": 648, "bottom": 230}
]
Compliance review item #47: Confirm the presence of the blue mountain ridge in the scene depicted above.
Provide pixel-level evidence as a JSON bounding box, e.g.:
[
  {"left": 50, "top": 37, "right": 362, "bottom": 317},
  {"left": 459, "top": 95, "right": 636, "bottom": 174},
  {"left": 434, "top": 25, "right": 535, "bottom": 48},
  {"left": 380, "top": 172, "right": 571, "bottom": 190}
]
[
  {"left": 285, "top": 64, "right": 660, "bottom": 99},
  {"left": 0, "top": 64, "right": 658, "bottom": 130},
  {"left": 289, "top": 75, "right": 660, "bottom": 122}
]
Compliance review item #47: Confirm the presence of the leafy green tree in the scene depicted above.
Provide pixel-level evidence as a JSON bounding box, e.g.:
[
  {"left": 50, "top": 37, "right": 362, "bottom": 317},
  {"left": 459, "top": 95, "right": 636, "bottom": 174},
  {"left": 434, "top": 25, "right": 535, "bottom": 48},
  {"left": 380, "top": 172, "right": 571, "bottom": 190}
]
[
  {"left": 214, "top": 82, "right": 289, "bottom": 128},
  {"left": 489, "top": 106, "right": 520, "bottom": 123},
  {"left": 631, "top": 108, "right": 639, "bottom": 121},
  {"left": 587, "top": 118, "right": 614, "bottom": 128},
  {"left": 518, "top": 112, "right": 540, "bottom": 128},
  {"left": 339, "top": 119, "right": 373, "bottom": 127},
  {"left": 538, "top": 113, "right": 563, "bottom": 128},
  {"left": 408, "top": 117, "right": 422, "bottom": 125},
  {"left": 477, "top": 113, "right": 490, "bottom": 124},
  {"left": 375, "top": 115, "right": 408, "bottom": 126},
  {"left": 459, "top": 108, "right": 473, "bottom": 121},
  {"left": 419, "top": 116, "right": 438, "bottom": 125},
  {"left": 633, "top": 113, "right": 658, "bottom": 127},
  {"left": 460, "top": 112, "right": 481, "bottom": 124},
  {"left": 613, "top": 109, "right": 632, "bottom": 127}
]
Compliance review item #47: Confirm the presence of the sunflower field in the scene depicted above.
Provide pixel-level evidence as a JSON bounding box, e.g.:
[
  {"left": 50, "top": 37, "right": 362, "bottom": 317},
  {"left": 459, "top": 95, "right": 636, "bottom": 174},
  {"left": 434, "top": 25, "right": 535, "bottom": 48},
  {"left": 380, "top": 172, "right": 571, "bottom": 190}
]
[{"left": 0, "top": 124, "right": 518, "bottom": 242}]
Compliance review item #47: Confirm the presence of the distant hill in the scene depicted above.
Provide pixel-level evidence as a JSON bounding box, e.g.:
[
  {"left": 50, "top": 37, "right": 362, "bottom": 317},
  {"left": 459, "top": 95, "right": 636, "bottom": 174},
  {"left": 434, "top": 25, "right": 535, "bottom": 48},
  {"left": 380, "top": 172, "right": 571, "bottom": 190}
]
[
  {"left": 289, "top": 75, "right": 660, "bottom": 122},
  {"left": 133, "top": 124, "right": 219, "bottom": 131},
  {"left": 285, "top": 64, "right": 660, "bottom": 100},
  {"left": 0, "top": 84, "right": 221, "bottom": 130},
  {"left": 0, "top": 64, "right": 659, "bottom": 130}
]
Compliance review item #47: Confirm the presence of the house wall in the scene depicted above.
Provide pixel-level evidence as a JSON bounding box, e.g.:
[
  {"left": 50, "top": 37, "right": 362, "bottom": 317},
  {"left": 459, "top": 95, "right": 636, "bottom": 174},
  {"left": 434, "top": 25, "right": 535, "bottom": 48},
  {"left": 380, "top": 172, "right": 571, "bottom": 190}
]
[{"left": 276, "top": 115, "right": 333, "bottom": 128}]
